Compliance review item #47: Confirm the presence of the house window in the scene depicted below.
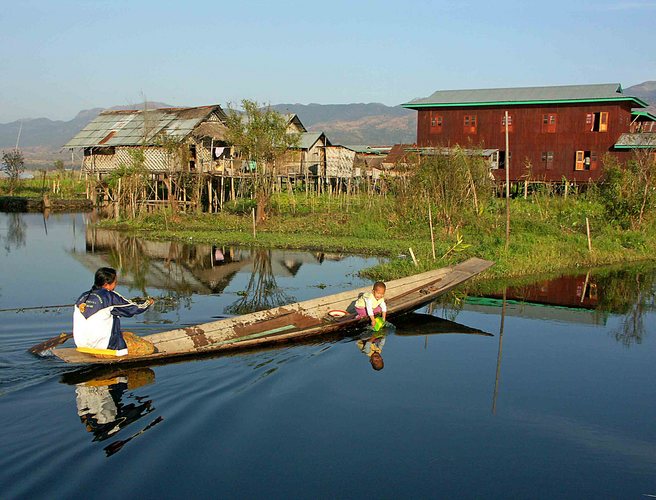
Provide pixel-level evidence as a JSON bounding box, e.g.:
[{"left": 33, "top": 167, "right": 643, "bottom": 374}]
[
  {"left": 575, "top": 150, "right": 598, "bottom": 171},
  {"left": 501, "top": 114, "right": 513, "bottom": 133},
  {"left": 541, "top": 151, "right": 554, "bottom": 170},
  {"left": 542, "top": 114, "right": 557, "bottom": 133},
  {"left": 464, "top": 115, "right": 477, "bottom": 134},
  {"left": 490, "top": 151, "right": 500, "bottom": 169},
  {"left": 586, "top": 112, "right": 609, "bottom": 132},
  {"left": 430, "top": 112, "right": 443, "bottom": 133}
]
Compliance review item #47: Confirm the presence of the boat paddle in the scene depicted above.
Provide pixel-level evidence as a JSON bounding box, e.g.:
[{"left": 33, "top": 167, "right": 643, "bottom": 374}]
[{"left": 28, "top": 332, "right": 74, "bottom": 355}]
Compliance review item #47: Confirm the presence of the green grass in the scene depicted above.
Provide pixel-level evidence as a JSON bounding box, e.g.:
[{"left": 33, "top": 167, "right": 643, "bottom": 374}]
[
  {"left": 99, "top": 192, "right": 656, "bottom": 282},
  {"left": 0, "top": 175, "right": 87, "bottom": 199}
]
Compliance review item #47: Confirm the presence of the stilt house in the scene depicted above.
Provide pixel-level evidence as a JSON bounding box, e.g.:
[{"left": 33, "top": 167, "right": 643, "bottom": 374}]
[
  {"left": 64, "top": 105, "right": 229, "bottom": 176},
  {"left": 402, "top": 83, "right": 655, "bottom": 183}
]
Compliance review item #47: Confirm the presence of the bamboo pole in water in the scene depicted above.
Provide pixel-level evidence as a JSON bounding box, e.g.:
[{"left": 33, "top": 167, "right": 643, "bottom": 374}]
[{"left": 492, "top": 287, "right": 506, "bottom": 415}]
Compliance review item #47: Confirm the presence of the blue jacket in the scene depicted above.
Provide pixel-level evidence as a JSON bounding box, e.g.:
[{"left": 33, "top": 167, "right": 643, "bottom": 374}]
[{"left": 73, "top": 287, "right": 151, "bottom": 352}]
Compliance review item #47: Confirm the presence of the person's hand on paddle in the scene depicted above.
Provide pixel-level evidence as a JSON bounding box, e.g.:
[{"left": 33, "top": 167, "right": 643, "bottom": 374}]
[{"left": 148, "top": 297, "right": 155, "bottom": 305}]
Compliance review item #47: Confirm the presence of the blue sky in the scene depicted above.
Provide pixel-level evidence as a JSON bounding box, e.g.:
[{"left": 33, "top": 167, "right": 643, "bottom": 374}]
[{"left": 0, "top": 0, "right": 654, "bottom": 122}]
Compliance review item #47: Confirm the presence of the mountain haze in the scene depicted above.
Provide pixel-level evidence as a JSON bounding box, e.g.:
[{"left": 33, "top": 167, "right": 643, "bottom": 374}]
[
  {"left": 270, "top": 103, "right": 416, "bottom": 145},
  {"left": 625, "top": 81, "right": 656, "bottom": 115}
]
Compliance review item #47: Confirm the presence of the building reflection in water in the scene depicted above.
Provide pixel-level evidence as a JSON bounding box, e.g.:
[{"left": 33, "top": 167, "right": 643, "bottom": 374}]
[
  {"left": 462, "top": 266, "right": 656, "bottom": 346},
  {"left": 63, "top": 368, "right": 162, "bottom": 457},
  {"left": 77, "top": 227, "right": 340, "bottom": 316}
]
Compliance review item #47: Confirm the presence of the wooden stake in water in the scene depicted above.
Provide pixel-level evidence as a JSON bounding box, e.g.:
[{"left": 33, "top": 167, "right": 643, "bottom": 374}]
[{"left": 252, "top": 207, "right": 257, "bottom": 238}]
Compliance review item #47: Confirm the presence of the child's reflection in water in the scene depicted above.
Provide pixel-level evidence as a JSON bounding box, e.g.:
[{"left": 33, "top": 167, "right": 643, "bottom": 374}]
[{"left": 357, "top": 333, "right": 386, "bottom": 371}]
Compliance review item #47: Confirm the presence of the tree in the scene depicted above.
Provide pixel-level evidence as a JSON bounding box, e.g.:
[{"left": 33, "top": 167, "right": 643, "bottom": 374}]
[
  {"left": 54, "top": 159, "right": 65, "bottom": 173},
  {"left": 2, "top": 149, "right": 25, "bottom": 195},
  {"left": 398, "top": 147, "right": 493, "bottom": 234},
  {"left": 224, "top": 100, "right": 300, "bottom": 222}
]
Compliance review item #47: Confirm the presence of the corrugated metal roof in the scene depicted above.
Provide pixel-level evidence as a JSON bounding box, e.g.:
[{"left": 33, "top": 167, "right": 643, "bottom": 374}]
[
  {"left": 342, "top": 145, "right": 392, "bottom": 155},
  {"left": 403, "top": 83, "right": 648, "bottom": 109},
  {"left": 614, "top": 133, "right": 656, "bottom": 148},
  {"left": 63, "top": 105, "right": 225, "bottom": 148},
  {"left": 297, "top": 132, "right": 330, "bottom": 150}
]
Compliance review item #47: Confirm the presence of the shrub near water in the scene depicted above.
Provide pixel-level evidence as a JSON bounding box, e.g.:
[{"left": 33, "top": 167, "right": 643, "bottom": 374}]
[{"left": 597, "top": 153, "right": 656, "bottom": 229}]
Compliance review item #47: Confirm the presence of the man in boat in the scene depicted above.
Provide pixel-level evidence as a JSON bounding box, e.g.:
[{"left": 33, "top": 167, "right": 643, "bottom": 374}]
[{"left": 73, "top": 267, "right": 154, "bottom": 357}]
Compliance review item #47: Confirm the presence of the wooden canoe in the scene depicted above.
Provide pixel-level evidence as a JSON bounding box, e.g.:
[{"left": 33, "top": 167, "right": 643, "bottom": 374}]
[{"left": 46, "top": 257, "right": 493, "bottom": 365}]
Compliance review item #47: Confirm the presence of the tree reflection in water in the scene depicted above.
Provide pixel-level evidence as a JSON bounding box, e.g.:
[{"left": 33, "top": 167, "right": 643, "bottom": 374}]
[
  {"left": 2, "top": 212, "right": 26, "bottom": 254},
  {"left": 226, "top": 249, "right": 295, "bottom": 314},
  {"left": 595, "top": 266, "right": 656, "bottom": 346}
]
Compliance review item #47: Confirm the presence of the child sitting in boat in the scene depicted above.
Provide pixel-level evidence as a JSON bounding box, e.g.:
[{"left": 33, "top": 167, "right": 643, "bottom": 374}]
[
  {"left": 73, "top": 267, "right": 154, "bottom": 357},
  {"left": 355, "top": 281, "right": 387, "bottom": 329}
]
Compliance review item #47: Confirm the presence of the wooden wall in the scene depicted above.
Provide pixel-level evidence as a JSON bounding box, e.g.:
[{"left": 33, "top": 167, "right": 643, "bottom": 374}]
[{"left": 416, "top": 102, "right": 635, "bottom": 182}]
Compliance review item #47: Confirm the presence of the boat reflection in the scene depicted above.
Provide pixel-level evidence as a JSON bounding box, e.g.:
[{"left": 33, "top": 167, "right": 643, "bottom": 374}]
[
  {"left": 61, "top": 367, "right": 162, "bottom": 457},
  {"left": 393, "top": 313, "right": 493, "bottom": 337}
]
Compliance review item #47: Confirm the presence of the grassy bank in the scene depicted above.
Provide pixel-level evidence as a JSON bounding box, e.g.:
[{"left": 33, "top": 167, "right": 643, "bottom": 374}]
[
  {"left": 100, "top": 192, "right": 656, "bottom": 281},
  {"left": 0, "top": 174, "right": 87, "bottom": 199}
]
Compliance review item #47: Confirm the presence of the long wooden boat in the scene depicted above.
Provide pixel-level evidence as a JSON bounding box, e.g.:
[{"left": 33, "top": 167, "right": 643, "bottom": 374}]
[{"left": 44, "top": 257, "right": 493, "bottom": 365}]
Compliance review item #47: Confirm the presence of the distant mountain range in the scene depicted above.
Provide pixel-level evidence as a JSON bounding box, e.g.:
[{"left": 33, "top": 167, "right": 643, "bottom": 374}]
[
  {"left": 624, "top": 81, "right": 656, "bottom": 115},
  {"left": 2, "top": 82, "right": 654, "bottom": 169}
]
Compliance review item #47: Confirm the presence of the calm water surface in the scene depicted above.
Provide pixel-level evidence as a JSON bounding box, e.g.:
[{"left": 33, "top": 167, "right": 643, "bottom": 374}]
[{"left": 1, "top": 212, "right": 655, "bottom": 499}]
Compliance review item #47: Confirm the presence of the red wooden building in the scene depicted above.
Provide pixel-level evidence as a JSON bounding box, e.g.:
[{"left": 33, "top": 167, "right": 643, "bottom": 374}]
[{"left": 402, "top": 83, "right": 654, "bottom": 182}]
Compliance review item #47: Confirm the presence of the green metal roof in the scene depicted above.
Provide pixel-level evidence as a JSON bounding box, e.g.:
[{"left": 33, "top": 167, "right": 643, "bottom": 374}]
[
  {"left": 631, "top": 110, "right": 656, "bottom": 121},
  {"left": 614, "top": 133, "right": 656, "bottom": 149},
  {"left": 403, "top": 83, "right": 648, "bottom": 109}
]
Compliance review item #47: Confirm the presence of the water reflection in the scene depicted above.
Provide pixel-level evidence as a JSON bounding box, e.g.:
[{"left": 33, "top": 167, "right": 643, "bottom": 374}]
[
  {"left": 460, "top": 265, "right": 656, "bottom": 346},
  {"left": 1, "top": 212, "right": 26, "bottom": 254},
  {"left": 595, "top": 267, "right": 656, "bottom": 346},
  {"left": 81, "top": 227, "right": 339, "bottom": 314},
  {"left": 356, "top": 332, "right": 386, "bottom": 371},
  {"left": 226, "top": 249, "right": 295, "bottom": 314},
  {"left": 394, "top": 313, "right": 492, "bottom": 338},
  {"left": 62, "top": 367, "right": 161, "bottom": 457}
]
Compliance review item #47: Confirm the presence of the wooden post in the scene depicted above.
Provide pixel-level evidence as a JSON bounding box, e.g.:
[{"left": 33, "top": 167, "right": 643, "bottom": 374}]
[
  {"left": 409, "top": 247, "right": 418, "bottom": 267},
  {"left": 505, "top": 111, "right": 510, "bottom": 252},
  {"left": 580, "top": 271, "right": 590, "bottom": 303},
  {"left": 428, "top": 204, "right": 436, "bottom": 260},
  {"left": 586, "top": 217, "right": 592, "bottom": 252},
  {"left": 252, "top": 207, "right": 256, "bottom": 239},
  {"left": 207, "top": 179, "right": 212, "bottom": 213}
]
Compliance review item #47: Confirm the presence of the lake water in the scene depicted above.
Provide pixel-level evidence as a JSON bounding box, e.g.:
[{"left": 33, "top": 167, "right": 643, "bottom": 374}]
[{"left": 1, "top": 212, "right": 656, "bottom": 499}]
